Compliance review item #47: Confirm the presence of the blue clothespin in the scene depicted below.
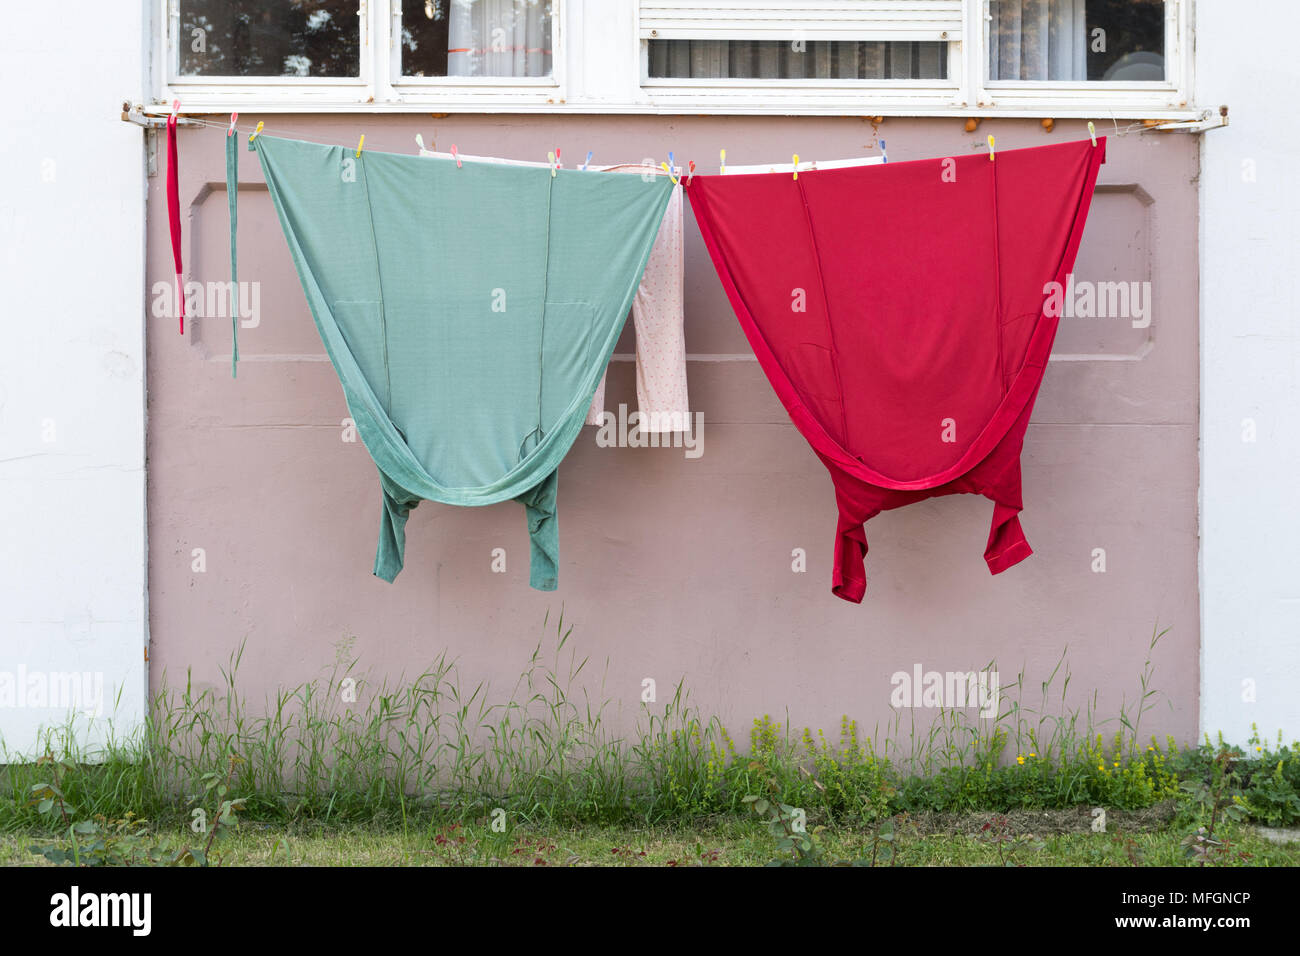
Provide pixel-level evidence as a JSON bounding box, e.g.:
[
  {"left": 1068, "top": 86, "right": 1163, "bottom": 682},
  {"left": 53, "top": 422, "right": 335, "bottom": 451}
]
[
  {"left": 880, "top": 139, "right": 888, "bottom": 163},
  {"left": 582, "top": 150, "right": 593, "bottom": 171}
]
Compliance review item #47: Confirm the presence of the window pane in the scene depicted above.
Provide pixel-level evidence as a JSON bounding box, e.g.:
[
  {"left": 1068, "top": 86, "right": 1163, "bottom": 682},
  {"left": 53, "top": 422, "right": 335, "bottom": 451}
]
[
  {"left": 647, "top": 40, "right": 948, "bottom": 80},
  {"left": 179, "top": 1, "right": 360, "bottom": 77},
  {"left": 987, "top": 0, "right": 1165, "bottom": 82},
  {"left": 402, "top": 0, "right": 553, "bottom": 78}
]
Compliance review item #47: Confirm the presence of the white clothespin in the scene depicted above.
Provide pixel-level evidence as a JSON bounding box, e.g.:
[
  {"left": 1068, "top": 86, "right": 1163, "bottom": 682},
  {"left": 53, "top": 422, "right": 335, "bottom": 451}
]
[
  {"left": 227, "top": 112, "right": 239, "bottom": 137},
  {"left": 548, "top": 151, "right": 557, "bottom": 177},
  {"left": 792, "top": 154, "right": 799, "bottom": 180},
  {"left": 415, "top": 133, "right": 427, "bottom": 152},
  {"left": 987, "top": 134, "right": 996, "bottom": 162},
  {"left": 582, "top": 150, "right": 593, "bottom": 171},
  {"left": 1088, "top": 121, "right": 1097, "bottom": 147},
  {"left": 450, "top": 144, "right": 461, "bottom": 167},
  {"left": 880, "top": 139, "right": 888, "bottom": 163}
]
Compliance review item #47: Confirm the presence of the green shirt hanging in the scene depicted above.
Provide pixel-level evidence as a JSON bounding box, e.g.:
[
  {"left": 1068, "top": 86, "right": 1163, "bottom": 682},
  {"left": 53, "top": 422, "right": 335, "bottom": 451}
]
[{"left": 233, "top": 134, "right": 673, "bottom": 590}]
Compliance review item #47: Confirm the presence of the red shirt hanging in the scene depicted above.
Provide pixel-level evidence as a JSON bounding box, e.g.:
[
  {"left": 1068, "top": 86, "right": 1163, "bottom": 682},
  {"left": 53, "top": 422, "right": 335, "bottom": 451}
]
[{"left": 687, "top": 138, "right": 1107, "bottom": 602}]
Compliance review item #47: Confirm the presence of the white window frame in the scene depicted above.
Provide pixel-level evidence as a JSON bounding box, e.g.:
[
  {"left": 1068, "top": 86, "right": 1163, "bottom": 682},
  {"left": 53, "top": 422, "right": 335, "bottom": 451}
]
[
  {"left": 156, "top": 0, "right": 566, "bottom": 111},
  {"left": 150, "top": 0, "right": 1199, "bottom": 119}
]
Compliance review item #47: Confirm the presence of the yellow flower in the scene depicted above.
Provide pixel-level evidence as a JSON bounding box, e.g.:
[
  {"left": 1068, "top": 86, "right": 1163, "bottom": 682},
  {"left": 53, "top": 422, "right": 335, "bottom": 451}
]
[
  {"left": 1113, "top": 761, "right": 1120, "bottom": 768},
  {"left": 1016, "top": 754, "right": 1025, "bottom": 765},
  {"left": 1029, "top": 752, "right": 1037, "bottom": 758}
]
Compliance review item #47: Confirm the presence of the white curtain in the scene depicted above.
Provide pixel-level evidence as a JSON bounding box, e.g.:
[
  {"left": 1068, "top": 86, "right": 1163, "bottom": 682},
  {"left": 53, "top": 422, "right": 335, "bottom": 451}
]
[
  {"left": 647, "top": 40, "right": 946, "bottom": 80},
  {"left": 448, "top": 0, "right": 551, "bottom": 77},
  {"left": 988, "top": 0, "right": 1087, "bottom": 81}
]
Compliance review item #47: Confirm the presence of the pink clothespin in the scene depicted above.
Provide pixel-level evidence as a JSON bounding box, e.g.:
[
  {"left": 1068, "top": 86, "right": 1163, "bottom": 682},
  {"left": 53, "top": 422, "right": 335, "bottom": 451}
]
[
  {"left": 227, "top": 112, "right": 238, "bottom": 137},
  {"left": 171, "top": 99, "right": 180, "bottom": 121},
  {"left": 450, "top": 144, "right": 461, "bottom": 167}
]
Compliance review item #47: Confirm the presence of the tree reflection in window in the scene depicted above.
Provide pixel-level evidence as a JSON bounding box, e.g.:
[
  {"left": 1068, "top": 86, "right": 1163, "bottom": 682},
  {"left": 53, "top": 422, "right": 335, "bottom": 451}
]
[{"left": 179, "top": 1, "right": 360, "bottom": 77}]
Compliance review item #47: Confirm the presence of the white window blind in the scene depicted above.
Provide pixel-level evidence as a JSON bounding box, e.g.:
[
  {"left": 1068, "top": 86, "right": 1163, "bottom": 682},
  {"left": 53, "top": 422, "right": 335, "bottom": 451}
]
[{"left": 639, "top": 1, "right": 964, "bottom": 43}]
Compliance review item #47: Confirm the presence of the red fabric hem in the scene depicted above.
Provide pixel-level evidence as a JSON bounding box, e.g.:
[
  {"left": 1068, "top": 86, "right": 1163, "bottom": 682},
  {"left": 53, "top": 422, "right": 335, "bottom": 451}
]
[{"left": 986, "top": 538, "right": 1034, "bottom": 575}]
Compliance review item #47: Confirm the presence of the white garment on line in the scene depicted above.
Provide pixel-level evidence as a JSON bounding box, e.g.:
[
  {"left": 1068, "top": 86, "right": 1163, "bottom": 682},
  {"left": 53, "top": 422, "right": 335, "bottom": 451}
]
[{"left": 418, "top": 147, "right": 689, "bottom": 433}]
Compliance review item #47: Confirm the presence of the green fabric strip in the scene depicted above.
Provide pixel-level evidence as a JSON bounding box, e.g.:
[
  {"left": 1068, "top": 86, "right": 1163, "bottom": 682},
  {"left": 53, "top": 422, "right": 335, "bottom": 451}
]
[{"left": 247, "top": 134, "right": 672, "bottom": 589}]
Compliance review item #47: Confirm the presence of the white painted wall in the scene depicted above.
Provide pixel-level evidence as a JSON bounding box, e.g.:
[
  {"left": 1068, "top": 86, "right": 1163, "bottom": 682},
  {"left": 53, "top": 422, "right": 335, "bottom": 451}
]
[
  {"left": 1199, "top": 2, "right": 1300, "bottom": 744},
  {"left": 0, "top": 2, "right": 148, "bottom": 756}
]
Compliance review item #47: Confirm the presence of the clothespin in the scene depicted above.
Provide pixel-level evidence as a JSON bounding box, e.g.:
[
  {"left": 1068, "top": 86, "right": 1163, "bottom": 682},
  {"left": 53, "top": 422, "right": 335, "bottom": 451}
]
[
  {"left": 1088, "top": 121, "right": 1097, "bottom": 147},
  {"left": 548, "top": 151, "right": 557, "bottom": 177},
  {"left": 249, "top": 121, "right": 264, "bottom": 144},
  {"left": 450, "top": 144, "right": 461, "bottom": 167},
  {"left": 170, "top": 99, "right": 180, "bottom": 121},
  {"left": 668, "top": 152, "right": 676, "bottom": 177},
  {"left": 880, "top": 139, "right": 888, "bottom": 163},
  {"left": 556, "top": 148, "right": 562, "bottom": 169},
  {"left": 987, "top": 134, "right": 996, "bottom": 161},
  {"left": 355, "top": 134, "right": 365, "bottom": 158},
  {"left": 415, "top": 133, "right": 427, "bottom": 152},
  {"left": 719, "top": 148, "right": 726, "bottom": 175},
  {"left": 687, "top": 160, "right": 696, "bottom": 185},
  {"left": 582, "top": 150, "right": 593, "bottom": 171},
  {"left": 659, "top": 161, "right": 679, "bottom": 185},
  {"left": 227, "top": 112, "right": 239, "bottom": 137},
  {"left": 792, "top": 154, "right": 799, "bottom": 180}
]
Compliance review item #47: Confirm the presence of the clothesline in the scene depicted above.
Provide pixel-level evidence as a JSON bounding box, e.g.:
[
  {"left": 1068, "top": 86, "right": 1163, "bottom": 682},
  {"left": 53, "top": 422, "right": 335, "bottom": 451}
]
[{"left": 166, "top": 113, "right": 1154, "bottom": 168}]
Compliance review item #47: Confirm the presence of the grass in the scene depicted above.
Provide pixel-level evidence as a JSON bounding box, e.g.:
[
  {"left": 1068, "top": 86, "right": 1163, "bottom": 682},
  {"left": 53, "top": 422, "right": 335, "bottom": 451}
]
[
  {"left": 4, "top": 816, "right": 1296, "bottom": 867},
  {"left": 2, "top": 611, "right": 1298, "bottom": 865}
]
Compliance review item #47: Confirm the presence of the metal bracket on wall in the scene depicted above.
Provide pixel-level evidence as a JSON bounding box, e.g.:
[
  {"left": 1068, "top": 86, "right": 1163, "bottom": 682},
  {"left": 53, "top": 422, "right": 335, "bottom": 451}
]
[
  {"left": 1146, "top": 106, "right": 1229, "bottom": 133},
  {"left": 121, "top": 101, "right": 203, "bottom": 130}
]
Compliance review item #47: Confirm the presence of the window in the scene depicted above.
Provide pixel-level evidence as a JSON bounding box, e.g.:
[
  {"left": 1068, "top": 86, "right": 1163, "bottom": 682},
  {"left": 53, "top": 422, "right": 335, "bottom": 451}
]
[
  {"left": 177, "top": 1, "right": 362, "bottom": 78},
  {"left": 154, "top": 0, "right": 1197, "bottom": 117},
  {"left": 399, "top": 0, "right": 553, "bottom": 79},
  {"left": 640, "top": 1, "right": 962, "bottom": 85},
  {"left": 647, "top": 40, "right": 949, "bottom": 80},
  {"left": 987, "top": 0, "right": 1167, "bottom": 84}
]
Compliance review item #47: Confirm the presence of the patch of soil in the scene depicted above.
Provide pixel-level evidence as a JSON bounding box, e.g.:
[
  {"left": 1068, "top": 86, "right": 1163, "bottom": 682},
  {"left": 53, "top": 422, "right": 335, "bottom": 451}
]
[{"left": 899, "top": 800, "right": 1179, "bottom": 837}]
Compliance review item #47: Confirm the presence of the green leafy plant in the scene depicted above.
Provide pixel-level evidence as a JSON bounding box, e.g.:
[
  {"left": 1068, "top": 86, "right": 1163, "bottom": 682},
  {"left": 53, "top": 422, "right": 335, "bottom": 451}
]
[{"left": 26, "top": 753, "right": 244, "bottom": 867}]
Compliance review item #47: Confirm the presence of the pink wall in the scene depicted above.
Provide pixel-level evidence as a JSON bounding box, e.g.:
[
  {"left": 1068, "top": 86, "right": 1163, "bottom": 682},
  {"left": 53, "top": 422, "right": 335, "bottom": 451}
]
[{"left": 146, "top": 115, "right": 1199, "bottom": 750}]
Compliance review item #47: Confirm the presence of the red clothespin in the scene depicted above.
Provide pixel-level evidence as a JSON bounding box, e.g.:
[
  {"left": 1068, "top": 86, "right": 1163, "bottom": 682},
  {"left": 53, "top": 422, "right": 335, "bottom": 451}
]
[
  {"left": 450, "top": 144, "right": 461, "bottom": 167},
  {"left": 687, "top": 160, "right": 696, "bottom": 185},
  {"left": 227, "top": 112, "right": 238, "bottom": 137}
]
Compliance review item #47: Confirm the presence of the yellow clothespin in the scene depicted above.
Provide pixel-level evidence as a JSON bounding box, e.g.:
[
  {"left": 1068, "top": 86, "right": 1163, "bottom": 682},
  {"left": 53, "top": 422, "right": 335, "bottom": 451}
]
[
  {"left": 793, "top": 154, "right": 800, "bottom": 180},
  {"left": 549, "top": 151, "right": 557, "bottom": 177},
  {"left": 248, "top": 121, "right": 264, "bottom": 144},
  {"left": 1088, "top": 121, "right": 1097, "bottom": 147},
  {"left": 355, "top": 134, "right": 365, "bottom": 158},
  {"left": 720, "top": 148, "right": 726, "bottom": 175},
  {"left": 987, "top": 134, "right": 996, "bottom": 161},
  {"left": 660, "top": 161, "right": 679, "bottom": 186}
]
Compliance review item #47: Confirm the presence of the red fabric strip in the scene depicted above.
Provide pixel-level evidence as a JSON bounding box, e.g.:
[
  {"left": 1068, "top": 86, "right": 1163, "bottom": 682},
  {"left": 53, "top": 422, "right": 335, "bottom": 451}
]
[{"left": 166, "top": 112, "right": 185, "bottom": 334}]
